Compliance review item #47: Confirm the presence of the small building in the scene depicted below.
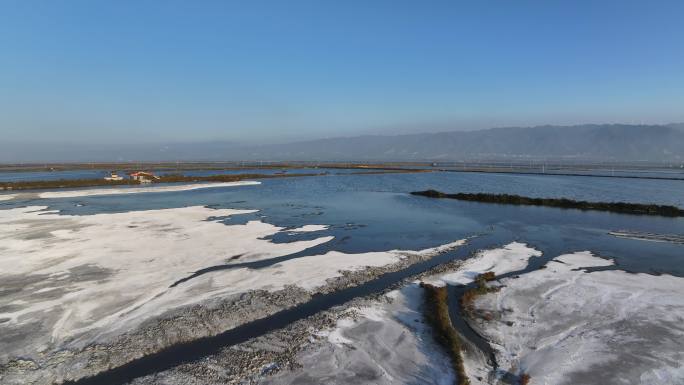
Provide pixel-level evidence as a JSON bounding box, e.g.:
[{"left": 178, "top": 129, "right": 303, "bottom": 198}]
[
  {"left": 104, "top": 171, "right": 124, "bottom": 181},
  {"left": 129, "top": 171, "right": 159, "bottom": 183}
]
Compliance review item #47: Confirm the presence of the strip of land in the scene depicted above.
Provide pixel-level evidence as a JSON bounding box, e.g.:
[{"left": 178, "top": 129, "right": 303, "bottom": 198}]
[
  {"left": 0, "top": 162, "right": 427, "bottom": 173},
  {"left": 2, "top": 161, "right": 683, "bottom": 181},
  {"left": 608, "top": 230, "right": 684, "bottom": 244},
  {"left": 0, "top": 172, "right": 319, "bottom": 192},
  {"left": 0, "top": 169, "right": 429, "bottom": 193},
  {"left": 420, "top": 283, "right": 470, "bottom": 385},
  {"left": 411, "top": 190, "right": 684, "bottom": 217},
  {"left": 37, "top": 181, "right": 261, "bottom": 198}
]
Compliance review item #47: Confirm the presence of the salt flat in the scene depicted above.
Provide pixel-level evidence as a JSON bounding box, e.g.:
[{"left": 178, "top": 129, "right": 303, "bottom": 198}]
[
  {"left": 425, "top": 242, "right": 542, "bottom": 287},
  {"left": 262, "top": 284, "right": 455, "bottom": 385},
  {"left": 0, "top": 203, "right": 467, "bottom": 383},
  {"left": 259, "top": 243, "right": 532, "bottom": 385},
  {"left": 277, "top": 244, "right": 684, "bottom": 385},
  {"left": 0, "top": 205, "right": 329, "bottom": 359},
  {"left": 471, "top": 251, "right": 684, "bottom": 385}
]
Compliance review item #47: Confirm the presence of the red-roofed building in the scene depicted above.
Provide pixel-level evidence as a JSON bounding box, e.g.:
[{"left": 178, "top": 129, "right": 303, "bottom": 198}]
[{"left": 129, "top": 171, "right": 159, "bottom": 183}]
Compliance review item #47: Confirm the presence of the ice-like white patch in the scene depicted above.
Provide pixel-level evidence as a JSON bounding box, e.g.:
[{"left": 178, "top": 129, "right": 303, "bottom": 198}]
[
  {"left": 427, "top": 242, "right": 541, "bottom": 286},
  {"left": 387, "top": 284, "right": 435, "bottom": 335},
  {"left": 0, "top": 204, "right": 467, "bottom": 361},
  {"left": 395, "top": 238, "right": 469, "bottom": 258},
  {"left": 205, "top": 249, "right": 407, "bottom": 295},
  {"left": 287, "top": 224, "right": 329, "bottom": 233},
  {"left": 319, "top": 318, "right": 356, "bottom": 346},
  {"left": 34, "top": 287, "right": 60, "bottom": 294},
  {"left": 553, "top": 250, "right": 613, "bottom": 269},
  {"left": 0, "top": 205, "right": 326, "bottom": 348},
  {"left": 37, "top": 181, "right": 260, "bottom": 199},
  {"left": 472, "top": 251, "right": 684, "bottom": 385},
  {"left": 281, "top": 283, "right": 455, "bottom": 385},
  {"left": 356, "top": 306, "right": 387, "bottom": 322},
  {"left": 226, "top": 239, "right": 468, "bottom": 288},
  {"left": 0, "top": 194, "right": 15, "bottom": 201}
]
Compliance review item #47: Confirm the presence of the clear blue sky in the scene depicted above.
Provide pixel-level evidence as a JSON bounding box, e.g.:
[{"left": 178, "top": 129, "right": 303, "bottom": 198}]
[{"left": 1, "top": 0, "right": 683, "bottom": 143}]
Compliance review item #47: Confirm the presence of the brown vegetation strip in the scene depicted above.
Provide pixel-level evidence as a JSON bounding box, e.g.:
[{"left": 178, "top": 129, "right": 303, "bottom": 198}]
[
  {"left": 460, "top": 272, "right": 499, "bottom": 318},
  {"left": 0, "top": 172, "right": 320, "bottom": 192},
  {"left": 411, "top": 190, "right": 684, "bottom": 217},
  {"left": 0, "top": 168, "right": 430, "bottom": 192},
  {"left": 520, "top": 373, "right": 531, "bottom": 385},
  {"left": 420, "top": 282, "right": 470, "bottom": 385}
]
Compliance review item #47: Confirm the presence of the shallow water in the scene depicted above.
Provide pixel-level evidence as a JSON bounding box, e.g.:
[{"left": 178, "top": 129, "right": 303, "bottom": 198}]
[
  {"left": 5, "top": 171, "right": 684, "bottom": 275},
  {"left": 0, "top": 169, "right": 111, "bottom": 182}
]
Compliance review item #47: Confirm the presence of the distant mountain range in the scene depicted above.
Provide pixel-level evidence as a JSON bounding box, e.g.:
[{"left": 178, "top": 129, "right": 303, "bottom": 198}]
[
  {"left": 3, "top": 124, "right": 684, "bottom": 163},
  {"left": 233, "top": 124, "right": 684, "bottom": 163}
]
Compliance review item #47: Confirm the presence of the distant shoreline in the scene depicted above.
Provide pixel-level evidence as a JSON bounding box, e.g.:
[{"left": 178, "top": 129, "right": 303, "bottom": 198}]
[
  {"left": 437, "top": 167, "right": 684, "bottom": 181},
  {"left": 1, "top": 162, "right": 683, "bottom": 194},
  {"left": 0, "top": 169, "right": 428, "bottom": 193},
  {"left": 0, "top": 161, "right": 682, "bottom": 182}
]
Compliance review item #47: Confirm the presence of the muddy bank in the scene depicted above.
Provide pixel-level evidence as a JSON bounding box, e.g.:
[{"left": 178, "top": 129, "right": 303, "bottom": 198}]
[
  {"left": 117, "top": 244, "right": 535, "bottom": 385},
  {"left": 116, "top": 245, "right": 525, "bottom": 385},
  {"left": 118, "top": 261, "right": 475, "bottom": 385}
]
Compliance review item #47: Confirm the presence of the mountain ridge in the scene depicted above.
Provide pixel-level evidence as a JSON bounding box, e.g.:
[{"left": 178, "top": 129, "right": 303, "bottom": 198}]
[
  {"left": 236, "top": 123, "right": 684, "bottom": 162},
  {"left": 2, "top": 124, "right": 683, "bottom": 163}
]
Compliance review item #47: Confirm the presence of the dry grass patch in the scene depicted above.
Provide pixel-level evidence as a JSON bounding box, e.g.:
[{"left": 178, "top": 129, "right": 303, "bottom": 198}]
[{"left": 420, "top": 282, "right": 470, "bottom": 385}]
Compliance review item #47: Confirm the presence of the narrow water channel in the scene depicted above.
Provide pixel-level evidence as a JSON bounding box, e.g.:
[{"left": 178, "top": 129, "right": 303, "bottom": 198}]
[
  {"left": 65, "top": 234, "right": 510, "bottom": 385},
  {"left": 62, "top": 229, "right": 643, "bottom": 385}
]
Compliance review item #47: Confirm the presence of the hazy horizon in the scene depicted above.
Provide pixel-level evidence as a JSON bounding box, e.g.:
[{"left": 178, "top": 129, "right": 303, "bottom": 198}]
[
  {"left": 1, "top": 122, "right": 683, "bottom": 163},
  {"left": 1, "top": 121, "right": 682, "bottom": 147}
]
